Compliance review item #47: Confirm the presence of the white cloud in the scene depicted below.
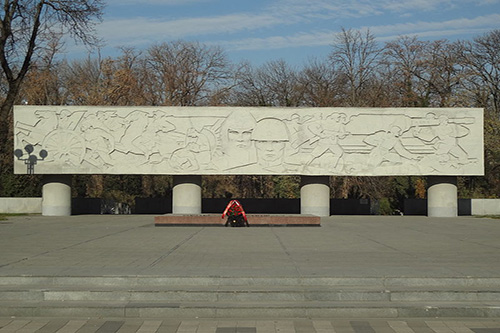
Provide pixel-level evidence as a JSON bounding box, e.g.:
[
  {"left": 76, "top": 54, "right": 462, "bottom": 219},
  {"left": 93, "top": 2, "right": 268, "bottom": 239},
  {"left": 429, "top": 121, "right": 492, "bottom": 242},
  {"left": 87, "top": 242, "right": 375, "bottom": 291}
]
[
  {"left": 97, "top": 13, "right": 283, "bottom": 47},
  {"left": 269, "top": 0, "right": 500, "bottom": 20},
  {"left": 379, "top": 0, "right": 450, "bottom": 12},
  {"left": 214, "top": 14, "right": 500, "bottom": 51},
  {"left": 368, "top": 14, "right": 500, "bottom": 38},
  {"left": 95, "top": 0, "right": 500, "bottom": 55},
  {"left": 478, "top": 0, "right": 500, "bottom": 4},
  {"left": 267, "top": 0, "right": 382, "bottom": 20},
  {"left": 98, "top": 0, "right": 374, "bottom": 47},
  {"left": 106, "top": 0, "right": 212, "bottom": 5},
  {"left": 213, "top": 31, "right": 335, "bottom": 51}
]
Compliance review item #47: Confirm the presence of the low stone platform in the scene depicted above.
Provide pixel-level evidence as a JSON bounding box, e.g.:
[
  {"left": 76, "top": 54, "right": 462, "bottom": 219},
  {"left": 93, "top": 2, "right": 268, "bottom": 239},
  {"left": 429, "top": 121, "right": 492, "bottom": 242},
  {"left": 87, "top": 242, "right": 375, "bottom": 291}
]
[{"left": 154, "top": 214, "right": 321, "bottom": 226}]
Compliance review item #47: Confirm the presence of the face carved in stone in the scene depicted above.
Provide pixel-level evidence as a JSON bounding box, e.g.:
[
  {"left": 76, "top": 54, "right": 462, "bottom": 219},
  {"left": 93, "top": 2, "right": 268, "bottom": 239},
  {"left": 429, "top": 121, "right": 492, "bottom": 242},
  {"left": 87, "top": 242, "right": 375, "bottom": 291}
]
[
  {"left": 227, "top": 128, "right": 253, "bottom": 149},
  {"left": 255, "top": 140, "right": 286, "bottom": 163}
]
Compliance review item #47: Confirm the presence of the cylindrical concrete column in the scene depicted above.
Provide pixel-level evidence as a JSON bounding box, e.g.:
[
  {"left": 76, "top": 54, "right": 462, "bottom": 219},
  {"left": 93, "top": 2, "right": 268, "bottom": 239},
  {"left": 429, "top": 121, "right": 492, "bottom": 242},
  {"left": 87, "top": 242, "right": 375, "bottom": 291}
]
[
  {"left": 300, "top": 176, "right": 330, "bottom": 216},
  {"left": 427, "top": 176, "right": 457, "bottom": 217},
  {"left": 173, "top": 175, "right": 202, "bottom": 214},
  {"left": 42, "top": 175, "right": 72, "bottom": 216}
]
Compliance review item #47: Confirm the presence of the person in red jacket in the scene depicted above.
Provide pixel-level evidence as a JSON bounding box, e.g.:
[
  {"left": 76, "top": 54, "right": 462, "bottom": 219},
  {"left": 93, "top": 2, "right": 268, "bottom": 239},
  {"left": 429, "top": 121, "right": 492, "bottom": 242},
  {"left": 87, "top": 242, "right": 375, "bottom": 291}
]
[{"left": 222, "top": 199, "right": 249, "bottom": 227}]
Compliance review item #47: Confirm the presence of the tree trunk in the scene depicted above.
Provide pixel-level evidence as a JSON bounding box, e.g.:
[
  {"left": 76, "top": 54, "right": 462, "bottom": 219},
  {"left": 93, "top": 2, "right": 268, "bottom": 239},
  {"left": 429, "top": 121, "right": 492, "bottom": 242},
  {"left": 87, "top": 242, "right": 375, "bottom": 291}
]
[{"left": 0, "top": 82, "right": 19, "bottom": 180}]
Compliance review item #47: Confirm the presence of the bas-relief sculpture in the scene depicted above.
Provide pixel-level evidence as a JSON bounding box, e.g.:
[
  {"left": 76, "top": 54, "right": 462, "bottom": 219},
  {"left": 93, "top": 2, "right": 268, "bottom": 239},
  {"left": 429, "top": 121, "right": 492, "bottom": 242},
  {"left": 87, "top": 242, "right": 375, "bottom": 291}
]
[{"left": 13, "top": 106, "right": 484, "bottom": 176}]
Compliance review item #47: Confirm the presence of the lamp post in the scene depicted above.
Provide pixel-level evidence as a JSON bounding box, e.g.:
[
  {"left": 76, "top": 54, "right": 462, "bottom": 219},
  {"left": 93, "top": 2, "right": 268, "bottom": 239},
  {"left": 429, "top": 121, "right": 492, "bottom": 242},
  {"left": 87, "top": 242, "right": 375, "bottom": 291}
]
[{"left": 14, "top": 144, "right": 48, "bottom": 174}]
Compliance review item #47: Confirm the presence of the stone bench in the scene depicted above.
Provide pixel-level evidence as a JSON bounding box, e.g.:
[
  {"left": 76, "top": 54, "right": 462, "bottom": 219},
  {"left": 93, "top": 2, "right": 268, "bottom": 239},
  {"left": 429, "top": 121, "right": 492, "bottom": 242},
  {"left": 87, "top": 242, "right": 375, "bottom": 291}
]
[{"left": 154, "top": 214, "right": 321, "bottom": 226}]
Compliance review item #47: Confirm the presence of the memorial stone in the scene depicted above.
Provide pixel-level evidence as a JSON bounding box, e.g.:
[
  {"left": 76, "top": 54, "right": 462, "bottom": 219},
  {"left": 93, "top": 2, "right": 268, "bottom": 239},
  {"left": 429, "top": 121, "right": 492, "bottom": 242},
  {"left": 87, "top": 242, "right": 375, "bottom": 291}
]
[
  {"left": 14, "top": 106, "right": 484, "bottom": 176},
  {"left": 13, "top": 106, "right": 484, "bottom": 217}
]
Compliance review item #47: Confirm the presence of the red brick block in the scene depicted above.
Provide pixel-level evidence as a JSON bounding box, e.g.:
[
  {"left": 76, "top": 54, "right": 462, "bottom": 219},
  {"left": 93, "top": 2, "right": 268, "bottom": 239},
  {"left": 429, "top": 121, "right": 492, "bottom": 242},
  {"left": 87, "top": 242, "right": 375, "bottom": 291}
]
[{"left": 154, "top": 214, "right": 320, "bottom": 226}]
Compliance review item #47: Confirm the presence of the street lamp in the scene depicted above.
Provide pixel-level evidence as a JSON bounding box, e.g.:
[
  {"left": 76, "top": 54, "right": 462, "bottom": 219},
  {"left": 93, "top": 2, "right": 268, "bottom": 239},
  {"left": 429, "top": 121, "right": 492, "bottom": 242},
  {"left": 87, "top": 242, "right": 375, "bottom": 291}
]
[{"left": 14, "top": 144, "right": 48, "bottom": 174}]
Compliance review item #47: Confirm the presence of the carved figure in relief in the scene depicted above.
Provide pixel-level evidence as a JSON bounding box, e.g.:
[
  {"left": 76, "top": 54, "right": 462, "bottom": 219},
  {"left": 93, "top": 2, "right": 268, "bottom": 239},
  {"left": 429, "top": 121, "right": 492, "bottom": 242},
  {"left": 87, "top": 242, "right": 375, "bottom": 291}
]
[
  {"left": 364, "top": 124, "right": 419, "bottom": 169},
  {"left": 306, "top": 112, "right": 348, "bottom": 172},
  {"left": 251, "top": 118, "right": 292, "bottom": 173},
  {"left": 170, "top": 128, "right": 200, "bottom": 171},
  {"left": 115, "top": 110, "right": 150, "bottom": 155},
  {"left": 169, "top": 127, "right": 217, "bottom": 171},
  {"left": 284, "top": 113, "right": 314, "bottom": 150},
  {"left": 134, "top": 111, "right": 176, "bottom": 161},
  {"left": 414, "top": 114, "right": 471, "bottom": 169},
  {"left": 435, "top": 116, "right": 470, "bottom": 165},
  {"left": 214, "top": 111, "right": 257, "bottom": 170},
  {"left": 80, "top": 120, "right": 115, "bottom": 168},
  {"left": 96, "top": 111, "right": 129, "bottom": 142},
  {"left": 195, "top": 128, "right": 217, "bottom": 170},
  {"left": 56, "top": 109, "right": 76, "bottom": 130},
  {"left": 15, "top": 110, "right": 58, "bottom": 147}
]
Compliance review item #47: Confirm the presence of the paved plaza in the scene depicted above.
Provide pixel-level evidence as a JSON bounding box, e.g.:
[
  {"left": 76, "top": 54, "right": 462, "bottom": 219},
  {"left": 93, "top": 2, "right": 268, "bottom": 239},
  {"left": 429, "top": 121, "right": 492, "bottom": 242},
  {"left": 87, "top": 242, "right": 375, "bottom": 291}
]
[
  {"left": 1, "top": 214, "right": 500, "bottom": 277},
  {"left": 1, "top": 214, "right": 500, "bottom": 331}
]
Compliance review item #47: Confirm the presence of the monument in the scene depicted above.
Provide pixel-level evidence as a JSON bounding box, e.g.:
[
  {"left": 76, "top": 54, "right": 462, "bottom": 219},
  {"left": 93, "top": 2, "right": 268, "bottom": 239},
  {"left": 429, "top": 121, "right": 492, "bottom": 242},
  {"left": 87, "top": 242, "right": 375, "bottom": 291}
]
[{"left": 13, "top": 106, "right": 484, "bottom": 217}]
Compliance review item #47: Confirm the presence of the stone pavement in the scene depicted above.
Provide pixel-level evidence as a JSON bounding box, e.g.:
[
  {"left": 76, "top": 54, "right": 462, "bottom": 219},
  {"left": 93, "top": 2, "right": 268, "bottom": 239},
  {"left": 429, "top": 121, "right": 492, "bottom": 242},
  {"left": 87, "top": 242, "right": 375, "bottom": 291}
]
[
  {"left": 2, "top": 214, "right": 500, "bottom": 326},
  {"left": 1, "top": 318, "right": 500, "bottom": 333},
  {"left": 1, "top": 215, "right": 500, "bottom": 277}
]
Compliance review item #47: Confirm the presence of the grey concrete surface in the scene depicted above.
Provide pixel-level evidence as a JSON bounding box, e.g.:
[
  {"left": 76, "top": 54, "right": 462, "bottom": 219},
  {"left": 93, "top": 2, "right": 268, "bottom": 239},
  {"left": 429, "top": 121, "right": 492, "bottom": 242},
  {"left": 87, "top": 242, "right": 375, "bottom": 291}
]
[
  {"left": 0, "top": 198, "right": 42, "bottom": 214},
  {"left": 1, "top": 215, "right": 499, "bottom": 278},
  {"left": 1, "top": 317, "right": 500, "bottom": 333}
]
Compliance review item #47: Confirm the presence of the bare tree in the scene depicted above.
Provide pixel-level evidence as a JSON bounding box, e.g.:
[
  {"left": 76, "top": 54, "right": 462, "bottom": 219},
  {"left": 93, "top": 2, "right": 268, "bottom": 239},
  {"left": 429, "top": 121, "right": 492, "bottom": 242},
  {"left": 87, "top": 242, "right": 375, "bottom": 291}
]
[
  {"left": 329, "top": 28, "right": 382, "bottom": 106},
  {"left": 234, "top": 59, "right": 301, "bottom": 107},
  {"left": 457, "top": 30, "right": 500, "bottom": 118},
  {"left": 100, "top": 47, "right": 145, "bottom": 106},
  {"left": 0, "top": 0, "right": 104, "bottom": 176},
  {"left": 145, "top": 40, "right": 231, "bottom": 106},
  {"left": 19, "top": 34, "right": 65, "bottom": 105},
  {"left": 415, "top": 40, "right": 463, "bottom": 107},
  {"left": 383, "top": 36, "right": 428, "bottom": 106},
  {"left": 60, "top": 56, "right": 104, "bottom": 105},
  {"left": 298, "top": 58, "right": 339, "bottom": 107},
  {"left": 0, "top": 0, "right": 104, "bottom": 116},
  {"left": 261, "top": 59, "right": 301, "bottom": 107},
  {"left": 232, "top": 61, "right": 271, "bottom": 106}
]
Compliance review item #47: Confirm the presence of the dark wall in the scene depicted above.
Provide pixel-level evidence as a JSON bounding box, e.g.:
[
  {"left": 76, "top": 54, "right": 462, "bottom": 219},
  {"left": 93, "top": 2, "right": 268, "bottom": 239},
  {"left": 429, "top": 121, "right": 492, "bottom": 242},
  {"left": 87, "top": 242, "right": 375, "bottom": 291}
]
[
  {"left": 73, "top": 197, "right": 471, "bottom": 215},
  {"left": 72, "top": 198, "right": 101, "bottom": 215},
  {"left": 134, "top": 197, "right": 171, "bottom": 214},
  {"left": 404, "top": 199, "right": 427, "bottom": 215},
  {"left": 72, "top": 198, "right": 132, "bottom": 215},
  {"left": 458, "top": 199, "right": 472, "bottom": 216},
  {"left": 331, "top": 198, "right": 371, "bottom": 215},
  {"left": 403, "top": 199, "right": 471, "bottom": 216},
  {"left": 132, "top": 197, "right": 372, "bottom": 215},
  {"left": 203, "top": 198, "right": 300, "bottom": 214}
]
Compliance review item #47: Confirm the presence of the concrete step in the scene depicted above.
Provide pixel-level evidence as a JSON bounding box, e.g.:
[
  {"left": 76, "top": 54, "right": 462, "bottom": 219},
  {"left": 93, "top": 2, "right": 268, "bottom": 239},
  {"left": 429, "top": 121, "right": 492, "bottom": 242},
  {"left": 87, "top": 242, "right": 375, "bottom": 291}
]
[
  {"left": 1, "top": 285, "right": 500, "bottom": 302},
  {"left": 2, "top": 276, "right": 500, "bottom": 288},
  {"left": 2, "top": 276, "right": 500, "bottom": 318},
  {"left": 1, "top": 300, "right": 500, "bottom": 318}
]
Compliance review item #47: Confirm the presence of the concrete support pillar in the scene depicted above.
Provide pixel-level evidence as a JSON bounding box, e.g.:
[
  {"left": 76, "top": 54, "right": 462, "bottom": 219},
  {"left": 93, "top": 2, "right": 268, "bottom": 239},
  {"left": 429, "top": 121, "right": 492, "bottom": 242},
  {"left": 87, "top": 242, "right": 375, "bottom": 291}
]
[
  {"left": 42, "top": 175, "right": 72, "bottom": 216},
  {"left": 300, "top": 176, "right": 330, "bottom": 216},
  {"left": 427, "top": 176, "right": 457, "bottom": 217},
  {"left": 172, "top": 175, "right": 202, "bottom": 214}
]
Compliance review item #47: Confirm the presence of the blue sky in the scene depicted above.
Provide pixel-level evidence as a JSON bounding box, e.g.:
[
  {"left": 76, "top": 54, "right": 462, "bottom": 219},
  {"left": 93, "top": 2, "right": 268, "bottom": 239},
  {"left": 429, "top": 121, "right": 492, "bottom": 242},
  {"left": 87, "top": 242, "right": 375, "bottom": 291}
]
[{"left": 83, "top": 0, "right": 500, "bottom": 66}]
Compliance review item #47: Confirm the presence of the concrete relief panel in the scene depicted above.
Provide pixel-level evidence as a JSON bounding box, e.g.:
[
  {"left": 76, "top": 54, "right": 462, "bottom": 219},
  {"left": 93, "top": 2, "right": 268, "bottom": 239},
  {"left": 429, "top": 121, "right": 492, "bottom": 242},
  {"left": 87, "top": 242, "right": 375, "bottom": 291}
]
[{"left": 13, "top": 106, "right": 484, "bottom": 176}]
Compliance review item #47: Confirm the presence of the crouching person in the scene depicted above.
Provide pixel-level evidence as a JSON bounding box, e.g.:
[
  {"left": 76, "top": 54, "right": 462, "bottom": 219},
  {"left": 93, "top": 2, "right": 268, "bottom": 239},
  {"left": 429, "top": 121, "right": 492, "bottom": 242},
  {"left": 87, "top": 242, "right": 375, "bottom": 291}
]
[{"left": 222, "top": 199, "right": 249, "bottom": 227}]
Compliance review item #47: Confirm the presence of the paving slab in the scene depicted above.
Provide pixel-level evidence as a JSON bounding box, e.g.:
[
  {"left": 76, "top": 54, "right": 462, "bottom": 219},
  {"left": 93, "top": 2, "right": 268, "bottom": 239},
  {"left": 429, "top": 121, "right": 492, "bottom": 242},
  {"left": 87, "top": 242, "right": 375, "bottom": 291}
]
[{"left": 2, "top": 318, "right": 497, "bottom": 333}]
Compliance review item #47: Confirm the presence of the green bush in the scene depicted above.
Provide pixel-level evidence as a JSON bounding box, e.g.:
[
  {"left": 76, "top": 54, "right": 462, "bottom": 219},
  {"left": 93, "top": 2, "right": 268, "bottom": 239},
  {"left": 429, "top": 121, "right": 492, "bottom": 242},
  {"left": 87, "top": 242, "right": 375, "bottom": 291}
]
[
  {"left": 102, "top": 190, "right": 136, "bottom": 209},
  {"left": 379, "top": 198, "right": 393, "bottom": 215}
]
